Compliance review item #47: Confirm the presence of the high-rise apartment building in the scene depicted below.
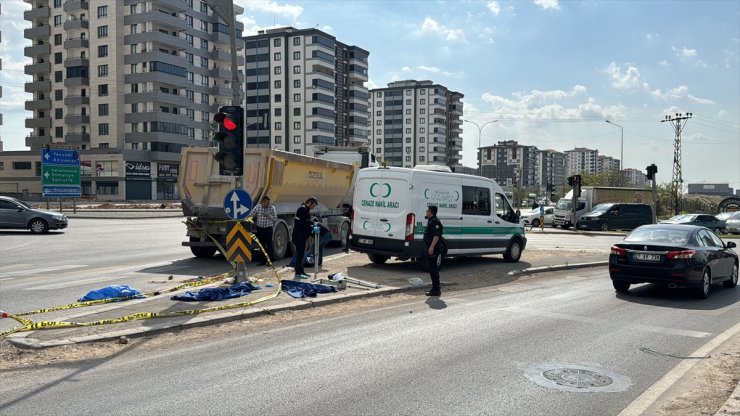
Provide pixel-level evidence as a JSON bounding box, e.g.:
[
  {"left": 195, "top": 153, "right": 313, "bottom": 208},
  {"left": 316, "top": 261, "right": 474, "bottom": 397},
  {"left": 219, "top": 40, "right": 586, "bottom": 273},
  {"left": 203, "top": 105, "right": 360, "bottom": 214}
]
[
  {"left": 242, "top": 27, "right": 369, "bottom": 155},
  {"left": 597, "top": 155, "right": 620, "bottom": 174},
  {"left": 535, "top": 149, "right": 566, "bottom": 195},
  {"left": 564, "top": 147, "right": 599, "bottom": 176},
  {"left": 20, "top": 0, "right": 243, "bottom": 200},
  {"left": 369, "top": 80, "right": 463, "bottom": 169},
  {"left": 481, "top": 140, "right": 538, "bottom": 188}
]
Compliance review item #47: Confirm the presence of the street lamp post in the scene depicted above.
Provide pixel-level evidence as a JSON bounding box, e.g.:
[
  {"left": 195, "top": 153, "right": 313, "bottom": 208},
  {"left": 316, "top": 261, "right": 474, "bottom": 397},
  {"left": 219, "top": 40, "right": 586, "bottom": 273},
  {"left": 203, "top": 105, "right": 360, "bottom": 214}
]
[
  {"left": 605, "top": 120, "right": 624, "bottom": 186},
  {"left": 464, "top": 119, "right": 497, "bottom": 176}
]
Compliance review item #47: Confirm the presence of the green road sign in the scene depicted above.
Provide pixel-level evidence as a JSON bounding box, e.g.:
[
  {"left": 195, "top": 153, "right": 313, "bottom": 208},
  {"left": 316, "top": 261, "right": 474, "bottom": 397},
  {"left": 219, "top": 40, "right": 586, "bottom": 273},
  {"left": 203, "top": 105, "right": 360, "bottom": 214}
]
[{"left": 42, "top": 165, "right": 80, "bottom": 186}]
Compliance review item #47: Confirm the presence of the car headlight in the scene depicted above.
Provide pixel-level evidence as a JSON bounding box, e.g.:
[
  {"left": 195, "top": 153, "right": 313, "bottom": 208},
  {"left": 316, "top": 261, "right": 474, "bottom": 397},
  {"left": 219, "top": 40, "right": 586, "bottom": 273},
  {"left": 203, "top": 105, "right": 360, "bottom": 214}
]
[{"left": 53, "top": 214, "right": 66, "bottom": 221}]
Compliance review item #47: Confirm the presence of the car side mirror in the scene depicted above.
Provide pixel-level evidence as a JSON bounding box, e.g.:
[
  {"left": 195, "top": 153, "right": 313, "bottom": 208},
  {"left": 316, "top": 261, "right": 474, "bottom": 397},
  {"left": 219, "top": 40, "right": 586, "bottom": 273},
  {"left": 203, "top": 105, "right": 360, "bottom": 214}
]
[{"left": 727, "top": 241, "right": 737, "bottom": 248}]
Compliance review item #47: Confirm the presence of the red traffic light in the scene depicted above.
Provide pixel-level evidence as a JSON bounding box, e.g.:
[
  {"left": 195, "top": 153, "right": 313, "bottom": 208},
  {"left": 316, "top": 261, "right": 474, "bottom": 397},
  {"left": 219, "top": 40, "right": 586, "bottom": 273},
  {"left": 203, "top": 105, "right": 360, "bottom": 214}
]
[{"left": 214, "top": 112, "right": 237, "bottom": 131}]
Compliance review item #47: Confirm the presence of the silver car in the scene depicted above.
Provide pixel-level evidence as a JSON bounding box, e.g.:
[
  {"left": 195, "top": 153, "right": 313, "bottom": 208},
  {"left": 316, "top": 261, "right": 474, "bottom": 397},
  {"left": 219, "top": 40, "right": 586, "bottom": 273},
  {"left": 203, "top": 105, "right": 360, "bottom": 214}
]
[
  {"left": 725, "top": 211, "right": 740, "bottom": 235},
  {"left": 0, "top": 196, "right": 69, "bottom": 233}
]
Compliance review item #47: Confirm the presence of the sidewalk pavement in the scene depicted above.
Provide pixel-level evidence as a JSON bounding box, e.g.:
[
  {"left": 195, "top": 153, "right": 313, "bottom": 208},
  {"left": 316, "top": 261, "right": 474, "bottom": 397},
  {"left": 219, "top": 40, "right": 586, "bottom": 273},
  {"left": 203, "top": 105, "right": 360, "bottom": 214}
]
[{"left": 3, "top": 217, "right": 737, "bottom": 414}]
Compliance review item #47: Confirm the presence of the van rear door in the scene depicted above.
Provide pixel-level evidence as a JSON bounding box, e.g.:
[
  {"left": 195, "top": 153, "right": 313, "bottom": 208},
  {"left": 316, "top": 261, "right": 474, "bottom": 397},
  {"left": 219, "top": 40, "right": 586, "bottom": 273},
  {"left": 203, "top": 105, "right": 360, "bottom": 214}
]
[{"left": 352, "top": 169, "right": 409, "bottom": 241}]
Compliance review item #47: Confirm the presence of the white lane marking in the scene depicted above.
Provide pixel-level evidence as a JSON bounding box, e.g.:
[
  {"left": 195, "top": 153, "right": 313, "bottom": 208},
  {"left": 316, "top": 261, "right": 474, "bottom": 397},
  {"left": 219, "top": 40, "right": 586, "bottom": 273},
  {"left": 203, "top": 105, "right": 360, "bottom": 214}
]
[
  {"left": 619, "top": 322, "right": 740, "bottom": 416},
  {"left": 0, "top": 264, "right": 87, "bottom": 278},
  {"left": 499, "top": 305, "right": 712, "bottom": 339}
]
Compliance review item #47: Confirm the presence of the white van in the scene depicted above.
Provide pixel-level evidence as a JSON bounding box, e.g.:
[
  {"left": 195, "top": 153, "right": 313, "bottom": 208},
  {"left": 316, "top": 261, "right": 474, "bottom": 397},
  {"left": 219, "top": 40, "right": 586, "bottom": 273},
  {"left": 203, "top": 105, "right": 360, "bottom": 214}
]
[{"left": 349, "top": 166, "right": 526, "bottom": 269}]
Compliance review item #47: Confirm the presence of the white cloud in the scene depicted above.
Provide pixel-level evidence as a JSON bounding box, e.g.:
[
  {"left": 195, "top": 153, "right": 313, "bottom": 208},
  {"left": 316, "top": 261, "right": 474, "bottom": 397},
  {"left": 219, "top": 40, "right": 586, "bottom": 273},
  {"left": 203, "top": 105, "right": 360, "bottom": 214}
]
[
  {"left": 645, "top": 33, "right": 659, "bottom": 41},
  {"left": 672, "top": 46, "right": 697, "bottom": 59},
  {"left": 687, "top": 94, "right": 716, "bottom": 105},
  {"left": 603, "top": 62, "right": 648, "bottom": 91},
  {"left": 419, "top": 17, "right": 467, "bottom": 42},
  {"left": 487, "top": 1, "right": 501, "bottom": 16},
  {"left": 659, "top": 60, "right": 670, "bottom": 66},
  {"left": 239, "top": 0, "right": 303, "bottom": 20},
  {"left": 534, "top": 0, "right": 560, "bottom": 10}
]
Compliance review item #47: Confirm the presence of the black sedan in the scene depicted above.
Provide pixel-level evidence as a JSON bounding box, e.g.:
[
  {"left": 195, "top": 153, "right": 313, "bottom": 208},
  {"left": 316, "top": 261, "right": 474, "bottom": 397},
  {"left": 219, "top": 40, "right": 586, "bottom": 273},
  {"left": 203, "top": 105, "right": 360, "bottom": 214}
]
[{"left": 609, "top": 224, "right": 738, "bottom": 298}]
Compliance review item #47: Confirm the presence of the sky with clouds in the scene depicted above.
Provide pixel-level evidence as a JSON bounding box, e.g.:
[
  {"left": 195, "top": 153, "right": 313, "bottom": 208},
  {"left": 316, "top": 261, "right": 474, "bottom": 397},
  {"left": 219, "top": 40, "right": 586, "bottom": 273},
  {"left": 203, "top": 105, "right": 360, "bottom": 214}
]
[{"left": 1, "top": 0, "right": 738, "bottom": 189}]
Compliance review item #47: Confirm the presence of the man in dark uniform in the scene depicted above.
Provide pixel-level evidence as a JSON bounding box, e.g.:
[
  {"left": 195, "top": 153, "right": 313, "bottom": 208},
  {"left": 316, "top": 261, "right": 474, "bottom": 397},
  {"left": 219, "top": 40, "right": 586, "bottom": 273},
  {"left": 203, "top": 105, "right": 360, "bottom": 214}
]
[
  {"left": 423, "top": 205, "right": 444, "bottom": 296},
  {"left": 291, "top": 197, "right": 318, "bottom": 279}
]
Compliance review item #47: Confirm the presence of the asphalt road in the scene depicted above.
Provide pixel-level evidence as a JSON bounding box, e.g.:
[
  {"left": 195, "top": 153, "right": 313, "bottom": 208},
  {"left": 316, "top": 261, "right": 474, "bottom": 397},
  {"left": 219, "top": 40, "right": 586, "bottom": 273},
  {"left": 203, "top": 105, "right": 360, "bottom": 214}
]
[{"left": 2, "top": 267, "right": 738, "bottom": 416}]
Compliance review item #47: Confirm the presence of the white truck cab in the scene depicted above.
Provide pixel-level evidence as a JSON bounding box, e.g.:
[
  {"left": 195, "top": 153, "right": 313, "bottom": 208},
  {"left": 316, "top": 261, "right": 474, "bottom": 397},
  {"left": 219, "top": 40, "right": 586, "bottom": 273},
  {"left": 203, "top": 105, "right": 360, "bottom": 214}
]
[{"left": 349, "top": 166, "right": 526, "bottom": 269}]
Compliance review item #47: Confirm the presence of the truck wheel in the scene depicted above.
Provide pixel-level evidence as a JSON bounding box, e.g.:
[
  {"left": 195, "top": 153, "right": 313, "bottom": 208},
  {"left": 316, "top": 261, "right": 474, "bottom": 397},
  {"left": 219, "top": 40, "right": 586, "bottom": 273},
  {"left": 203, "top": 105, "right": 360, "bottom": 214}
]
[
  {"left": 368, "top": 254, "right": 389, "bottom": 264},
  {"left": 503, "top": 239, "right": 523, "bottom": 263},
  {"left": 600, "top": 223, "right": 610, "bottom": 231},
  {"left": 272, "top": 223, "right": 289, "bottom": 260},
  {"left": 189, "top": 237, "right": 217, "bottom": 258},
  {"left": 338, "top": 221, "right": 350, "bottom": 249}
]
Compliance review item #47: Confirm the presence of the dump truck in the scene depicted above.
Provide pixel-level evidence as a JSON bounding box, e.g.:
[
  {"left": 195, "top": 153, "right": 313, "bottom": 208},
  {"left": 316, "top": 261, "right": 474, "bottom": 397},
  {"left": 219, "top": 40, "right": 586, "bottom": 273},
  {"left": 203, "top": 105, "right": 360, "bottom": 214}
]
[
  {"left": 178, "top": 146, "right": 374, "bottom": 260},
  {"left": 553, "top": 186, "right": 654, "bottom": 229}
]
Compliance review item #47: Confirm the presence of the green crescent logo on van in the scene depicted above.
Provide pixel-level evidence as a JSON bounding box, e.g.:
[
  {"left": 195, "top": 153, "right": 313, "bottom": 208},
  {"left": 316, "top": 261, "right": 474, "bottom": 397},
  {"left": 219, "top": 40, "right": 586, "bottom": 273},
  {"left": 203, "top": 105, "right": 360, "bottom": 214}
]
[{"left": 370, "top": 182, "right": 392, "bottom": 198}]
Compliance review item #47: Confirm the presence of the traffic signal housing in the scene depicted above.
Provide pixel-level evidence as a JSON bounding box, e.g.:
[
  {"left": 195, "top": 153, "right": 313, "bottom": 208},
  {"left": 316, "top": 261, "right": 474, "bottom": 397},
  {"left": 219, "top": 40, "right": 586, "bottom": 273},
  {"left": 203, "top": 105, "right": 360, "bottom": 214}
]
[
  {"left": 567, "top": 175, "right": 574, "bottom": 187},
  {"left": 646, "top": 164, "right": 657, "bottom": 181},
  {"left": 213, "top": 106, "right": 244, "bottom": 175},
  {"left": 574, "top": 174, "right": 582, "bottom": 197}
]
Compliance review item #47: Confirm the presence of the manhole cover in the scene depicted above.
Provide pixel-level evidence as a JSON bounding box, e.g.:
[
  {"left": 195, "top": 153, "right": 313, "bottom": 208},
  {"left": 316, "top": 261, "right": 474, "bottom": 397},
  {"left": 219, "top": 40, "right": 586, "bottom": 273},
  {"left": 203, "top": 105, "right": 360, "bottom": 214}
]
[
  {"left": 523, "top": 363, "right": 631, "bottom": 393},
  {"left": 543, "top": 368, "right": 613, "bottom": 388}
]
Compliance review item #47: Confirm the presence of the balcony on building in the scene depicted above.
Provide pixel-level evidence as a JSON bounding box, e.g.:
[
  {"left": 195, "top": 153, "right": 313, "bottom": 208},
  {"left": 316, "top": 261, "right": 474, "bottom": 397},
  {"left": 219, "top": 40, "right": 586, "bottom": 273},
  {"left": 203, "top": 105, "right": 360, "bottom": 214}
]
[
  {"left": 24, "top": 25, "right": 51, "bottom": 39},
  {"left": 450, "top": 104, "right": 463, "bottom": 116},
  {"left": 64, "top": 56, "right": 89, "bottom": 68},
  {"left": 349, "top": 64, "right": 368, "bottom": 83},
  {"left": 26, "top": 134, "right": 52, "bottom": 148},
  {"left": 64, "top": 76, "right": 89, "bottom": 87},
  {"left": 306, "top": 49, "right": 336, "bottom": 73},
  {"left": 24, "top": 43, "right": 51, "bottom": 57},
  {"left": 64, "top": 95, "right": 90, "bottom": 106},
  {"left": 64, "top": 37, "right": 90, "bottom": 50},
  {"left": 25, "top": 99, "right": 51, "bottom": 111},
  {"left": 64, "top": 132, "right": 91, "bottom": 144},
  {"left": 63, "top": 0, "right": 89, "bottom": 12},
  {"left": 210, "top": 47, "right": 231, "bottom": 61},
  {"left": 24, "top": 6, "right": 50, "bottom": 20},
  {"left": 124, "top": 132, "right": 194, "bottom": 146},
  {"left": 25, "top": 61, "right": 51, "bottom": 75},
  {"left": 64, "top": 17, "right": 89, "bottom": 31},
  {"left": 25, "top": 80, "right": 51, "bottom": 93},
  {"left": 154, "top": 0, "right": 190, "bottom": 11},
  {"left": 65, "top": 114, "right": 91, "bottom": 125},
  {"left": 210, "top": 65, "right": 231, "bottom": 79},
  {"left": 124, "top": 31, "right": 190, "bottom": 51},
  {"left": 125, "top": 10, "right": 183, "bottom": 31},
  {"left": 25, "top": 117, "right": 51, "bottom": 129},
  {"left": 211, "top": 85, "right": 233, "bottom": 97}
]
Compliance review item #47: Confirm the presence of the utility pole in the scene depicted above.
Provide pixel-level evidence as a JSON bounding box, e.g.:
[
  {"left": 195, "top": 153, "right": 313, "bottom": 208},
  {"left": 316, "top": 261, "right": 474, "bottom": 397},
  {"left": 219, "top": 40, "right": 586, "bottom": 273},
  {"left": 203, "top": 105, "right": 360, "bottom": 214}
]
[{"left": 661, "top": 113, "right": 692, "bottom": 215}]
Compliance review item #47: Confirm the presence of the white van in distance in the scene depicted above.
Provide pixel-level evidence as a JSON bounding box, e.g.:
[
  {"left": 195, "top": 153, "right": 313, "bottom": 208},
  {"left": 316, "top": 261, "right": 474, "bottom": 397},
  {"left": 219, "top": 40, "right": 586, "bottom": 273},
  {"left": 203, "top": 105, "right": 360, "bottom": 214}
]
[{"left": 349, "top": 166, "right": 526, "bottom": 269}]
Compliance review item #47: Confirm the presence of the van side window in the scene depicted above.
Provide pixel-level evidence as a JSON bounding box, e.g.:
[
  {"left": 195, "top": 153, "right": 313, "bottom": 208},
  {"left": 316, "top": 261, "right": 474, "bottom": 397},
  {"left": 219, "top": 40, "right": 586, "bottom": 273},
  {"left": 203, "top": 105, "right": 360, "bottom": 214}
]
[
  {"left": 495, "top": 193, "right": 517, "bottom": 223},
  {"left": 462, "top": 186, "right": 491, "bottom": 216}
]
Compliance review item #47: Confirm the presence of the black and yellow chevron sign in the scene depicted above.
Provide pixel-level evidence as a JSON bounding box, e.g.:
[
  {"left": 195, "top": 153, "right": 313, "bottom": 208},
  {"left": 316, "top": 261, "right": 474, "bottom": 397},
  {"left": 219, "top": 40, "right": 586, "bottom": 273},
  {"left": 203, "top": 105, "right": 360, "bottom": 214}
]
[{"left": 226, "top": 223, "right": 253, "bottom": 263}]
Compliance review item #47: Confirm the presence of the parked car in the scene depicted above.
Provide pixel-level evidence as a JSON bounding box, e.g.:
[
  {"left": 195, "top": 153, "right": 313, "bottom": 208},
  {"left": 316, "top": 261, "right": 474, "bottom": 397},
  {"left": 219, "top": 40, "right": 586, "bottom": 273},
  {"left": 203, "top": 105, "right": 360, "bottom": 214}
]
[
  {"left": 609, "top": 224, "right": 738, "bottom": 299},
  {"left": 725, "top": 211, "right": 740, "bottom": 234},
  {"left": 0, "top": 196, "right": 69, "bottom": 233},
  {"left": 521, "top": 206, "right": 554, "bottom": 227},
  {"left": 659, "top": 213, "right": 726, "bottom": 234},
  {"left": 578, "top": 203, "right": 653, "bottom": 231}
]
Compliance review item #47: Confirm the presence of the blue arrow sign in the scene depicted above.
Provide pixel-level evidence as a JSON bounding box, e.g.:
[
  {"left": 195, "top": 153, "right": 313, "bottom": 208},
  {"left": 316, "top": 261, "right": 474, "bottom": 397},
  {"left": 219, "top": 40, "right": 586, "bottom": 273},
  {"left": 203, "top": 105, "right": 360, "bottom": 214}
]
[
  {"left": 42, "top": 148, "right": 80, "bottom": 166},
  {"left": 224, "top": 188, "right": 253, "bottom": 220}
]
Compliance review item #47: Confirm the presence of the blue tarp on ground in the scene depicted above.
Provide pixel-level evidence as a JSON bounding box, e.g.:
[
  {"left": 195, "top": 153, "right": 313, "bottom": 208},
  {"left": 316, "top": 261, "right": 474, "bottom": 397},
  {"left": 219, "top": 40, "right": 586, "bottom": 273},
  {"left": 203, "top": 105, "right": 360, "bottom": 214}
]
[
  {"left": 280, "top": 280, "right": 337, "bottom": 298},
  {"left": 79, "top": 285, "right": 144, "bottom": 302},
  {"left": 172, "top": 282, "right": 260, "bottom": 302}
]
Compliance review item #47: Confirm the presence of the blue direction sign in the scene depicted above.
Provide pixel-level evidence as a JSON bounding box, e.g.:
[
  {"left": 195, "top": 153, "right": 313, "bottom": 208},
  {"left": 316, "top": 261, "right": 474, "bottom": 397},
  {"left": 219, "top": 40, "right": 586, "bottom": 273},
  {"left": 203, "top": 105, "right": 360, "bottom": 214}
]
[
  {"left": 41, "top": 148, "right": 81, "bottom": 198},
  {"left": 223, "top": 188, "right": 253, "bottom": 220}
]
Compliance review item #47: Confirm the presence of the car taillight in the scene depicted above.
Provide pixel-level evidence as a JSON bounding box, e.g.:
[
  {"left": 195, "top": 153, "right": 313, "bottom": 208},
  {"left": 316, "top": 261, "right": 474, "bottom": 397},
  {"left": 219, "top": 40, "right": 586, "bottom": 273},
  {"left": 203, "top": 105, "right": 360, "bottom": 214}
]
[
  {"left": 610, "top": 246, "right": 627, "bottom": 256},
  {"left": 667, "top": 250, "right": 696, "bottom": 260},
  {"left": 405, "top": 213, "right": 415, "bottom": 241}
]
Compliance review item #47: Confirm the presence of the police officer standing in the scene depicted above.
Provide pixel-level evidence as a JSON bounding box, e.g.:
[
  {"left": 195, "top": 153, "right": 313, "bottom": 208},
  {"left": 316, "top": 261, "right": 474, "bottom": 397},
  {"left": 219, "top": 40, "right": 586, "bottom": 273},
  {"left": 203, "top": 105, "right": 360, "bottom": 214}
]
[{"left": 423, "top": 205, "right": 444, "bottom": 297}]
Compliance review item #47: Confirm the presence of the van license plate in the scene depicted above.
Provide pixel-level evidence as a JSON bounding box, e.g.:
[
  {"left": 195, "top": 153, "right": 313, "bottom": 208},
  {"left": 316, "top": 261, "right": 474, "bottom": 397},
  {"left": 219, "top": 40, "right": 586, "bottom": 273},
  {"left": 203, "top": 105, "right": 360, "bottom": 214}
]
[
  {"left": 633, "top": 253, "right": 660, "bottom": 262},
  {"left": 358, "top": 238, "right": 373, "bottom": 245}
]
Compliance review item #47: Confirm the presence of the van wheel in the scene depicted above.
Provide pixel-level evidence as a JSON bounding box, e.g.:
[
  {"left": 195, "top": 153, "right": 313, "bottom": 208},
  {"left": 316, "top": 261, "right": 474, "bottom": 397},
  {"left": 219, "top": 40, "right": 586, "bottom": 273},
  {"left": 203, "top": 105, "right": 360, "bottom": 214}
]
[
  {"left": 600, "top": 223, "right": 610, "bottom": 231},
  {"left": 272, "top": 223, "right": 289, "bottom": 260},
  {"left": 338, "top": 221, "right": 350, "bottom": 249},
  {"left": 368, "top": 254, "right": 389, "bottom": 264},
  {"left": 503, "top": 239, "right": 522, "bottom": 263}
]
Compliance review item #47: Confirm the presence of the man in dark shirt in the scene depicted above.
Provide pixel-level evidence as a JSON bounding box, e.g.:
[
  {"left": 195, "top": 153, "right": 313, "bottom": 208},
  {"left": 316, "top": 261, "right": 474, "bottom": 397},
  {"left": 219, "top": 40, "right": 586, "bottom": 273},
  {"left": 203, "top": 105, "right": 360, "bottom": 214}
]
[
  {"left": 291, "top": 197, "right": 318, "bottom": 279},
  {"left": 423, "top": 205, "right": 444, "bottom": 296}
]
